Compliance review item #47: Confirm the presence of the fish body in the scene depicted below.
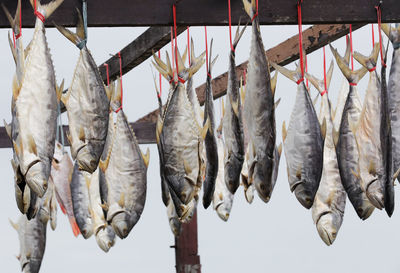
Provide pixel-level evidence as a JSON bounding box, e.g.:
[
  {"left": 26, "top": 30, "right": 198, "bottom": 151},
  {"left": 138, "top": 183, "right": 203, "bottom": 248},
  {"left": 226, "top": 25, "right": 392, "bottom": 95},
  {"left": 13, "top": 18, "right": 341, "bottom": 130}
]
[
  {"left": 243, "top": 0, "right": 277, "bottom": 203},
  {"left": 51, "top": 142, "right": 79, "bottom": 236},
  {"left": 56, "top": 12, "right": 110, "bottom": 173},
  {"left": 306, "top": 63, "right": 346, "bottom": 245},
  {"left": 14, "top": 0, "right": 64, "bottom": 198},
  {"left": 70, "top": 162, "right": 93, "bottom": 238},
  {"left": 223, "top": 25, "right": 245, "bottom": 195},
  {"left": 99, "top": 81, "right": 148, "bottom": 239},
  {"left": 330, "top": 45, "right": 374, "bottom": 220},
  {"left": 88, "top": 169, "right": 116, "bottom": 252}
]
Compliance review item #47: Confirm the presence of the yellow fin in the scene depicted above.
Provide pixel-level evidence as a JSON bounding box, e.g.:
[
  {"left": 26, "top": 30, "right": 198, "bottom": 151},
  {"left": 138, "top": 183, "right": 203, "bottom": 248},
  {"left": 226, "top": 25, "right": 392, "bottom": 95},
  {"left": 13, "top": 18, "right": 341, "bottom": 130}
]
[
  {"left": 118, "top": 192, "right": 125, "bottom": 208},
  {"left": 27, "top": 134, "right": 37, "bottom": 155},
  {"left": 78, "top": 127, "right": 85, "bottom": 142},
  {"left": 392, "top": 166, "right": 400, "bottom": 185},
  {"left": 3, "top": 120, "right": 11, "bottom": 139},
  {"left": 353, "top": 43, "right": 380, "bottom": 71},
  {"left": 242, "top": 0, "right": 254, "bottom": 17},
  {"left": 277, "top": 143, "right": 283, "bottom": 156},
  {"left": 9, "top": 218, "right": 18, "bottom": 231},
  {"left": 84, "top": 174, "right": 91, "bottom": 189},
  {"left": 274, "top": 97, "right": 281, "bottom": 110},
  {"left": 141, "top": 148, "right": 150, "bottom": 168},
  {"left": 183, "top": 160, "right": 192, "bottom": 175},
  {"left": 12, "top": 140, "right": 20, "bottom": 156},
  {"left": 30, "top": 0, "right": 64, "bottom": 20},
  {"left": 101, "top": 203, "right": 109, "bottom": 211},
  {"left": 368, "top": 161, "right": 377, "bottom": 176},
  {"left": 282, "top": 121, "right": 287, "bottom": 142},
  {"left": 201, "top": 119, "right": 209, "bottom": 140},
  {"left": 321, "top": 118, "right": 327, "bottom": 140},
  {"left": 270, "top": 72, "right": 278, "bottom": 96},
  {"left": 332, "top": 128, "right": 339, "bottom": 147},
  {"left": 12, "top": 75, "right": 20, "bottom": 99},
  {"left": 221, "top": 97, "right": 225, "bottom": 118},
  {"left": 230, "top": 95, "right": 239, "bottom": 117},
  {"left": 56, "top": 79, "right": 64, "bottom": 102}
]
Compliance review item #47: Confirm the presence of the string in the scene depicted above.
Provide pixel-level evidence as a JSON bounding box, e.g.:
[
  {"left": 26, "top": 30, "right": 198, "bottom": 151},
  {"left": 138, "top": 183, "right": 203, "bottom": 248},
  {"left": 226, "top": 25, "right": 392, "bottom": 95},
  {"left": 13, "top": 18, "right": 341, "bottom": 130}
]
[
  {"left": 297, "top": 0, "right": 304, "bottom": 84},
  {"left": 172, "top": 5, "right": 185, "bottom": 84},
  {"left": 228, "top": 0, "right": 234, "bottom": 52},
  {"left": 305, "top": 55, "right": 309, "bottom": 88},
  {"left": 34, "top": 0, "right": 45, "bottom": 23},
  {"left": 158, "top": 51, "right": 162, "bottom": 97},
  {"left": 350, "top": 24, "right": 354, "bottom": 71},
  {"left": 251, "top": 0, "right": 259, "bottom": 22},
  {"left": 170, "top": 27, "right": 175, "bottom": 84},
  {"left": 115, "top": 52, "right": 123, "bottom": 113},
  {"left": 321, "top": 46, "right": 327, "bottom": 96},
  {"left": 375, "top": 4, "right": 386, "bottom": 67},
  {"left": 103, "top": 64, "right": 110, "bottom": 86},
  {"left": 372, "top": 24, "right": 375, "bottom": 48},
  {"left": 187, "top": 26, "right": 191, "bottom": 66}
]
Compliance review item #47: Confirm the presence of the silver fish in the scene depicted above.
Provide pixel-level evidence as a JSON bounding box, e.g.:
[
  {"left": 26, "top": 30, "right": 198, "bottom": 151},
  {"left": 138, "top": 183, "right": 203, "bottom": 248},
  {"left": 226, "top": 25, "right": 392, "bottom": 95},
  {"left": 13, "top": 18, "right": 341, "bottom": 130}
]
[
  {"left": 330, "top": 44, "right": 375, "bottom": 220},
  {"left": 152, "top": 49, "right": 205, "bottom": 221},
  {"left": 243, "top": 0, "right": 277, "bottom": 203},
  {"left": 88, "top": 169, "right": 116, "bottom": 252},
  {"left": 51, "top": 142, "right": 80, "bottom": 236},
  {"left": 13, "top": 0, "right": 64, "bottom": 198},
  {"left": 352, "top": 44, "right": 386, "bottom": 210},
  {"left": 272, "top": 56, "right": 325, "bottom": 209},
  {"left": 213, "top": 128, "right": 234, "bottom": 221},
  {"left": 71, "top": 162, "right": 93, "bottom": 239},
  {"left": 202, "top": 39, "right": 219, "bottom": 209},
  {"left": 99, "top": 79, "right": 149, "bottom": 239},
  {"left": 306, "top": 61, "right": 347, "bottom": 246},
  {"left": 10, "top": 213, "right": 47, "bottom": 273},
  {"left": 223, "top": 24, "right": 246, "bottom": 195},
  {"left": 56, "top": 10, "right": 110, "bottom": 173}
]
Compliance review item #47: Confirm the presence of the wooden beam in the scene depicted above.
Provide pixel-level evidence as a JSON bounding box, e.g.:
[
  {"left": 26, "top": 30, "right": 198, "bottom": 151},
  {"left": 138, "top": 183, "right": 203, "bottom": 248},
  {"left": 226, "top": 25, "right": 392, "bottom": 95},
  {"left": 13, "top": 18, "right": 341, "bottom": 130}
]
[
  {"left": 0, "top": 122, "right": 155, "bottom": 148},
  {"left": 0, "top": 0, "right": 398, "bottom": 28},
  {"left": 135, "top": 23, "right": 365, "bottom": 126}
]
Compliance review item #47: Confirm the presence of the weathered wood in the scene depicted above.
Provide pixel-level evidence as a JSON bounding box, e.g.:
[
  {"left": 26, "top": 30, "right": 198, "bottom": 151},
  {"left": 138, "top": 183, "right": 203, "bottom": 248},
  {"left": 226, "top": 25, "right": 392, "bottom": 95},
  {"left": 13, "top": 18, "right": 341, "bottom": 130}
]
[
  {"left": 0, "top": 0, "right": 398, "bottom": 28},
  {"left": 135, "top": 23, "right": 365, "bottom": 125},
  {"left": 175, "top": 211, "right": 201, "bottom": 273},
  {"left": 0, "top": 122, "right": 156, "bottom": 148}
]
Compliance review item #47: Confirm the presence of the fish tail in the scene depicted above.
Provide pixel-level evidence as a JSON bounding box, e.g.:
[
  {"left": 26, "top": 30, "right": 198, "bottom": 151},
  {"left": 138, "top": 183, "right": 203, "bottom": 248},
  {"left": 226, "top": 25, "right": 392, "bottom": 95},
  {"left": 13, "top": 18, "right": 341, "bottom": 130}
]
[
  {"left": 242, "top": 0, "right": 257, "bottom": 19},
  {"left": 152, "top": 51, "right": 174, "bottom": 82},
  {"left": 382, "top": 24, "right": 400, "bottom": 45},
  {"left": 330, "top": 44, "right": 367, "bottom": 84},
  {"left": 353, "top": 43, "right": 380, "bottom": 70},
  {"left": 29, "top": 0, "right": 64, "bottom": 20},
  {"left": 54, "top": 8, "right": 86, "bottom": 49},
  {"left": 344, "top": 35, "right": 351, "bottom": 66},
  {"left": 304, "top": 60, "right": 334, "bottom": 95},
  {"left": 232, "top": 20, "right": 247, "bottom": 50},
  {"left": 189, "top": 37, "right": 206, "bottom": 77},
  {"left": 271, "top": 49, "right": 305, "bottom": 83},
  {"left": 68, "top": 216, "right": 81, "bottom": 237},
  {"left": 1, "top": 0, "right": 21, "bottom": 37}
]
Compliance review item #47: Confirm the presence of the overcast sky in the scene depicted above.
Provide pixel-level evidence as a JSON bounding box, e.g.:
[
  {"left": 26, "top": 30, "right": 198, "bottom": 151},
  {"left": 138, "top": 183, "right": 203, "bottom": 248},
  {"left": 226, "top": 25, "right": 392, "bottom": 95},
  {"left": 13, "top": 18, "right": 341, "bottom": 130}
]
[{"left": 0, "top": 21, "right": 399, "bottom": 273}]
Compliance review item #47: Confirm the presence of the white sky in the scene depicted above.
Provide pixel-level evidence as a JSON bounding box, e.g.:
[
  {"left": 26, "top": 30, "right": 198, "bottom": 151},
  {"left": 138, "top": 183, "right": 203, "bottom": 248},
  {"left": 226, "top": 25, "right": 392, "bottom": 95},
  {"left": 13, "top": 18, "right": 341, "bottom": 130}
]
[{"left": 1, "top": 23, "right": 400, "bottom": 273}]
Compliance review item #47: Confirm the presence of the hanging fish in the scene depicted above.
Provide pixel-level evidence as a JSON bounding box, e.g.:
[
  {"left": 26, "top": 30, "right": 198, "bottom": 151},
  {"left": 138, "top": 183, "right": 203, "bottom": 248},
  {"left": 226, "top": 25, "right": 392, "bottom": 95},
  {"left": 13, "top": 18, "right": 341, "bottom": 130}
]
[
  {"left": 330, "top": 44, "right": 375, "bottom": 220},
  {"left": 272, "top": 55, "right": 325, "bottom": 209},
  {"left": 242, "top": 0, "right": 278, "bottom": 203},
  {"left": 87, "top": 169, "right": 116, "bottom": 252},
  {"left": 71, "top": 162, "right": 93, "bottom": 239},
  {"left": 152, "top": 48, "right": 206, "bottom": 221},
  {"left": 2, "top": 0, "right": 39, "bottom": 219},
  {"left": 223, "top": 24, "right": 246, "bottom": 195},
  {"left": 12, "top": 0, "right": 64, "bottom": 198},
  {"left": 10, "top": 214, "right": 47, "bottom": 273},
  {"left": 213, "top": 122, "right": 234, "bottom": 221},
  {"left": 55, "top": 9, "right": 110, "bottom": 173},
  {"left": 382, "top": 24, "right": 400, "bottom": 185},
  {"left": 51, "top": 141, "right": 79, "bottom": 236},
  {"left": 306, "top": 61, "right": 347, "bottom": 246},
  {"left": 99, "top": 78, "right": 149, "bottom": 239},
  {"left": 202, "top": 39, "right": 219, "bottom": 209}
]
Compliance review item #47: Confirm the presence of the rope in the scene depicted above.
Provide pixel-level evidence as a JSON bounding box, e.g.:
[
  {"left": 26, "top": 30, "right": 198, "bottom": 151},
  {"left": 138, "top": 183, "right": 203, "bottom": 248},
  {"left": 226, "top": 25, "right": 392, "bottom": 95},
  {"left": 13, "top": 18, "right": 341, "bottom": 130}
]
[
  {"left": 349, "top": 82, "right": 357, "bottom": 86},
  {"left": 172, "top": 5, "right": 185, "bottom": 84},
  {"left": 372, "top": 24, "right": 375, "bottom": 48},
  {"left": 115, "top": 52, "right": 123, "bottom": 113},
  {"left": 350, "top": 24, "right": 354, "bottom": 71},
  {"left": 251, "top": 0, "right": 259, "bottom": 22},
  {"left": 158, "top": 50, "right": 162, "bottom": 97},
  {"left": 375, "top": 3, "right": 386, "bottom": 67},
  {"left": 170, "top": 27, "right": 175, "bottom": 84},
  {"left": 103, "top": 63, "right": 110, "bottom": 86},
  {"left": 34, "top": 0, "right": 45, "bottom": 23},
  {"left": 297, "top": 0, "right": 305, "bottom": 84},
  {"left": 305, "top": 55, "right": 309, "bottom": 88},
  {"left": 321, "top": 46, "right": 327, "bottom": 96},
  {"left": 228, "top": 0, "right": 234, "bottom": 52},
  {"left": 187, "top": 27, "right": 190, "bottom": 66}
]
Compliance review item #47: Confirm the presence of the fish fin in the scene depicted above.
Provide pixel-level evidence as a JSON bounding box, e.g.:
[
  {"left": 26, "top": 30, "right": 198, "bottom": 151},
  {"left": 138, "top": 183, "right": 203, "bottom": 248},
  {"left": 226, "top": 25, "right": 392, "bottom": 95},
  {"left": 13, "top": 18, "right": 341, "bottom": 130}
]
[
  {"left": 296, "top": 166, "right": 302, "bottom": 180},
  {"left": 277, "top": 143, "right": 283, "bottom": 156},
  {"left": 201, "top": 119, "right": 209, "bottom": 140},
  {"left": 270, "top": 62, "right": 302, "bottom": 84},
  {"left": 330, "top": 44, "right": 368, "bottom": 84},
  {"left": 84, "top": 174, "right": 91, "bottom": 189},
  {"left": 12, "top": 140, "right": 20, "bottom": 156},
  {"left": 177, "top": 47, "right": 188, "bottom": 75},
  {"left": 270, "top": 72, "right": 278, "bottom": 96},
  {"left": 282, "top": 121, "right": 287, "bottom": 142},
  {"left": 12, "top": 75, "right": 20, "bottom": 99},
  {"left": 101, "top": 202, "right": 109, "bottom": 211},
  {"left": 9, "top": 218, "right": 18, "bottom": 231},
  {"left": 54, "top": 22, "right": 86, "bottom": 49},
  {"left": 353, "top": 43, "right": 380, "bottom": 70},
  {"left": 105, "top": 81, "right": 115, "bottom": 102},
  {"left": 312, "top": 94, "right": 319, "bottom": 106},
  {"left": 99, "top": 152, "right": 111, "bottom": 173},
  {"left": 350, "top": 168, "right": 360, "bottom": 179},
  {"left": 325, "top": 60, "right": 334, "bottom": 90},
  {"left": 344, "top": 35, "right": 351, "bottom": 66},
  {"left": 1, "top": 0, "right": 22, "bottom": 38},
  {"left": 61, "top": 89, "right": 70, "bottom": 106},
  {"left": 274, "top": 98, "right": 281, "bottom": 110},
  {"left": 229, "top": 94, "right": 240, "bottom": 117},
  {"left": 183, "top": 160, "right": 192, "bottom": 176},
  {"left": 78, "top": 126, "right": 85, "bottom": 142},
  {"left": 221, "top": 97, "right": 225, "bottom": 118},
  {"left": 3, "top": 120, "right": 11, "bottom": 139},
  {"left": 75, "top": 8, "right": 86, "bottom": 40},
  {"left": 181, "top": 47, "right": 188, "bottom": 68},
  {"left": 69, "top": 216, "right": 80, "bottom": 237},
  {"left": 58, "top": 202, "right": 67, "bottom": 214},
  {"left": 30, "top": 0, "right": 64, "bottom": 20},
  {"left": 392, "top": 167, "right": 400, "bottom": 185},
  {"left": 200, "top": 109, "right": 205, "bottom": 122},
  {"left": 27, "top": 134, "right": 38, "bottom": 155},
  {"left": 242, "top": 0, "right": 256, "bottom": 18},
  {"left": 233, "top": 20, "right": 247, "bottom": 49},
  {"left": 240, "top": 77, "right": 246, "bottom": 104},
  {"left": 321, "top": 118, "right": 327, "bottom": 140},
  {"left": 141, "top": 148, "right": 150, "bottom": 168},
  {"left": 118, "top": 192, "right": 125, "bottom": 208},
  {"left": 7, "top": 32, "right": 17, "bottom": 65},
  {"left": 304, "top": 72, "right": 324, "bottom": 94},
  {"left": 66, "top": 130, "right": 72, "bottom": 145},
  {"left": 332, "top": 128, "right": 339, "bottom": 147},
  {"left": 156, "top": 117, "right": 163, "bottom": 137},
  {"left": 56, "top": 79, "right": 64, "bottom": 102},
  {"left": 368, "top": 160, "right": 377, "bottom": 176}
]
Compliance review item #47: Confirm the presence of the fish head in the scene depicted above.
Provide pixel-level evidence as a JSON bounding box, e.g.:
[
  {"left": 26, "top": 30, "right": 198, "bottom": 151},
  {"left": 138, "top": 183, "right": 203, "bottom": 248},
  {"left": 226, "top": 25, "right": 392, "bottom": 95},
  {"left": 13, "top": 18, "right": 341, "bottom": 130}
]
[
  {"left": 95, "top": 226, "right": 116, "bottom": 253},
  {"left": 316, "top": 212, "right": 340, "bottom": 246},
  {"left": 76, "top": 146, "right": 99, "bottom": 173},
  {"left": 168, "top": 217, "right": 182, "bottom": 237},
  {"left": 25, "top": 161, "right": 48, "bottom": 198},
  {"left": 252, "top": 159, "right": 274, "bottom": 203},
  {"left": 216, "top": 203, "right": 231, "bottom": 222},
  {"left": 111, "top": 211, "right": 136, "bottom": 239},
  {"left": 293, "top": 182, "right": 315, "bottom": 209},
  {"left": 365, "top": 179, "right": 384, "bottom": 210},
  {"left": 24, "top": 259, "right": 42, "bottom": 273},
  {"left": 224, "top": 153, "right": 243, "bottom": 194}
]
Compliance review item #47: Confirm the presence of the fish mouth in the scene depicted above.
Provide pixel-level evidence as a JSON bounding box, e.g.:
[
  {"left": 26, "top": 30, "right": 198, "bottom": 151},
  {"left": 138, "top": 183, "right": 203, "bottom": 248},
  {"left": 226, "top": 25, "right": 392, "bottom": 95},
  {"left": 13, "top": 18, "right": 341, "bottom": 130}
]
[
  {"left": 365, "top": 179, "right": 384, "bottom": 209},
  {"left": 216, "top": 204, "right": 230, "bottom": 221},
  {"left": 25, "top": 160, "right": 47, "bottom": 198},
  {"left": 355, "top": 203, "right": 375, "bottom": 220},
  {"left": 292, "top": 182, "right": 313, "bottom": 209},
  {"left": 317, "top": 224, "right": 336, "bottom": 246},
  {"left": 315, "top": 212, "right": 337, "bottom": 246},
  {"left": 76, "top": 146, "right": 98, "bottom": 173},
  {"left": 111, "top": 212, "right": 131, "bottom": 239},
  {"left": 95, "top": 227, "right": 115, "bottom": 253},
  {"left": 80, "top": 225, "right": 94, "bottom": 239}
]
